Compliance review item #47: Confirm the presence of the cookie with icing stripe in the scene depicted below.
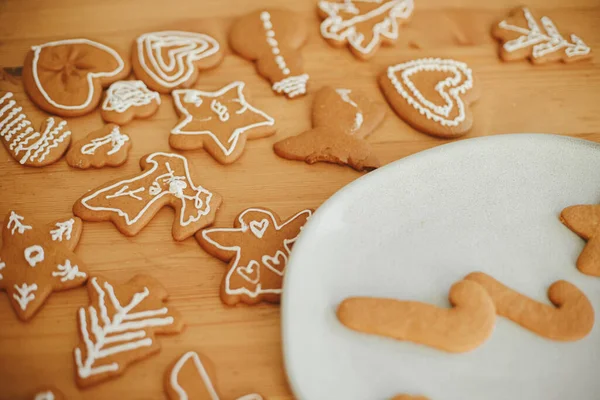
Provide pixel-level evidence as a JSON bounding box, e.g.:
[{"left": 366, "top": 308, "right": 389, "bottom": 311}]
[
  {"left": 66, "top": 124, "right": 131, "bottom": 169},
  {"left": 101, "top": 80, "right": 161, "bottom": 125}
]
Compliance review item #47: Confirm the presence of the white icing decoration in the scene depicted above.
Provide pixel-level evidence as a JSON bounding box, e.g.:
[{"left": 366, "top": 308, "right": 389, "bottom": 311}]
[
  {"left": 210, "top": 99, "right": 229, "bottom": 122},
  {"left": 24, "top": 245, "right": 44, "bottom": 267},
  {"left": 249, "top": 219, "right": 269, "bottom": 238},
  {"left": 7, "top": 211, "right": 32, "bottom": 235},
  {"left": 386, "top": 58, "right": 474, "bottom": 127},
  {"left": 34, "top": 391, "right": 55, "bottom": 400},
  {"left": 335, "top": 88, "right": 364, "bottom": 131},
  {"left": 30, "top": 38, "right": 125, "bottom": 110},
  {"left": 262, "top": 250, "right": 287, "bottom": 277},
  {"left": 102, "top": 80, "right": 161, "bottom": 113},
  {"left": 13, "top": 283, "right": 38, "bottom": 310},
  {"left": 318, "top": 0, "right": 414, "bottom": 55},
  {"left": 0, "top": 258, "right": 5, "bottom": 280},
  {"left": 50, "top": 218, "right": 74, "bottom": 242},
  {"left": 74, "top": 277, "right": 175, "bottom": 379},
  {"left": 498, "top": 7, "right": 591, "bottom": 60},
  {"left": 136, "top": 31, "right": 220, "bottom": 89},
  {"left": 52, "top": 260, "right": 87, "bottom": 282},
  {"left": 272, "top": 74, "right": 309, "bottom": 98},
  {"left": 236, "top": 260, "right": 261, "bottom": 285},
  {"left": 171, "top": 82, "right": 275, "bottom": 156},
  {"left": 80, "top": 126, "right": 130, "bottom": 156},
  {"left": 105, "top": 185, "right": 145, "bottom": 201}
]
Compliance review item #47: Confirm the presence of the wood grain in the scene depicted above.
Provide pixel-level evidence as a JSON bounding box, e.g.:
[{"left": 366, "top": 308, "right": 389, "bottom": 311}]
[{"left": 0, "top": 0, "right": 599, "bottom": 399}]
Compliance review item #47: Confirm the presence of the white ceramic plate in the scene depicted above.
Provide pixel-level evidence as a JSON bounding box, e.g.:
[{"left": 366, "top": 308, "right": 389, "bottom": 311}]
[{"left": 282, "top": 134, "right": 600, "bottom": 400}]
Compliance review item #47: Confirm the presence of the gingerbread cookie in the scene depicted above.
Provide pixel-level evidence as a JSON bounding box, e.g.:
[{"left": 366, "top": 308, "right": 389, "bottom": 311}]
[
  {"left": 165, "top": 351, "right": 263, "bottom": 400},
  {"left": 318, "top": 0, "right": 414, "bottom": 60},
  {"left": 73, "top": 152, "right": 221, "bottom": 241},
  {"left": 33, "top": 387, "right": 65, "bottom": 400},
  {"left": 74, "top": 275, "right": 183, "bottom": 387},
  {"left": 380, "top": 58, "right": 480, "bottom": 138},
  {"left": 492, "top": 7, "right": 592, "bottom": 64},
  {"left": 465, "top": 272, "right": 594, "bottom": 342},
  {"left": 101, "top": 80, "right": 161, "bottom": 125},
  {"left": 230, "top": 9, "right": 309, "bottom": 98},
  {"left": 0, "top": 210, "right": 87, "bottom": 321},
  {"left": 22, "top": 38, "right": 130, "bottom": 117},
  {"left": 133, "top": 31, "right": 223, "bottom": 94},
  {"left": 171, "top": 82, "right": 276, "bottom": 164},
  {"left": 337, "top": 279, "right": 496, "bottom": 353},
  {"left": 274, "top": 86, "right": 384, "bottom": 171},
  {"left": 66, "top": 124, "right": 131, "bottom": 169},
  {"left": 0, "top": 92, "right": 71, "bottom": 167},
  {"left": 198, "top": 208, "right": 312, "bottom": 305},
  {"left": 561, "top": 204, "right": 600, "bottom": 276}
]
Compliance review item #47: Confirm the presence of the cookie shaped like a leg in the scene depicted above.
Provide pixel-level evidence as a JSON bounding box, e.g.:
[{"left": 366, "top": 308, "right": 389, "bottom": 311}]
[{"left": 561, "top": 204, "right": 600, "bottom": 276}]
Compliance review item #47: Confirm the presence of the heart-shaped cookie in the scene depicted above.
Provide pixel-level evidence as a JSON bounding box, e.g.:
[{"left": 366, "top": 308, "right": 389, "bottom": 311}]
[{"left": 379, "top": 58, "right": 480, "bottom": 138}]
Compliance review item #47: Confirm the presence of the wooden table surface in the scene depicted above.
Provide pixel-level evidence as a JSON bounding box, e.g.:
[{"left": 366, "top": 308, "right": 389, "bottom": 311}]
[{"left": 0, "top": 0, "right": 599, "bottom": 399}]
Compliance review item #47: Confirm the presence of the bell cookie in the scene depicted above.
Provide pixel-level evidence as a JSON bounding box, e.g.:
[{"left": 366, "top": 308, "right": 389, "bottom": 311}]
[
  {"left": 0, "top": 210, "right": 87, "bottom": 321},
  {"left": 74, "top": 274, "right": 183, "bottom": 387},
  {"left": 198, "top": 208, "right": 312, "bottom": 306},
  {"left": 101, "top": 80, "right": 161, "bottom": 125},
  {"left": 73, "top": 152, "right": 221, "bottom": 241},
  {"left": 22, "top": 38, "right": 130, "bottom": 117},
  {"left": 0, "top": 92, "right": 71, "bottom": 167},
  {"left": 66, "top": 124, "right": 131, "bottom": 169},
  {"left": 274, "top": 86, "right": 384, "bottom": 171},
  {"left": 132, "top": 31, "right": 223, "bottom": 94},
  {"left": 337, "top": 279, "right": 496, "bottom": 353},
  {"left": 465, "top": 272, "right": 594, "bottom": 341},
  {"left": 560, "top": 204, "right": 600, "bottom": 277},
  {"left": 492, "top": 7, "right": 592, "bottom": 64},
  {"left": 165, "top": 351, "right": 263, "bottom": 400},
  {"left": 33, "top": 387, "right": 65, "bottom": 400},
  {"left": 230, "top": 9, "right": 309, "bottom": 99},
  {"left": 318, "top": 0, "right": 414, "bottom": 60},
  {"left": 379, "top": 58, "right": 480, "bottom": 138},
  {"left": 171, "top": 81, "right": 275, "bottom": 164}
]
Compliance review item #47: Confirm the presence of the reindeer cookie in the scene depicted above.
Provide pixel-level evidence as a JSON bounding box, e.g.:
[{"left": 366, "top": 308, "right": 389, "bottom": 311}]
[
  {"left": 101, "top": 80, "right": 161, "bottom": 125},
  {"left": 66, "top": 124, "right": 131, "bottom": 169},
  {"left": 274, "top": 86, "right": 384, "bottom": 171},
  {"left": 561, "top": 204, "right": 600, "bottom": 276},
  {"left": 73, "top": 152, "right": 222, "bottom": 241},
  {"left": 230, "top": 9, "right": 309, "bottom": 99}
]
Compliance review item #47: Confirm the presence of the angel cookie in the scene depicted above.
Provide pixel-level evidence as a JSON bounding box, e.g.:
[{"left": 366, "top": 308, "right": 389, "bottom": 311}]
[
  {"left": 274, "top": 86, "right": 384, "bottom": 171},
  {"left": 22, "top": 38, "right": 130, "bottom": 117},
  {"left": 198, "top": 208, "right": 312, "bottom": 305},
  {"left": 101, "top": 80, "right": 161, "bottom": 125},
  {"left": 133, "top": 31, "right": 223, "bottom": 93},
  {"left": 318, "top": 0, "right": 414, "bottom": 60},
  {"left": 230, "top": 9, "right": 309, "bottom": 98},
  {"left": 171, "top": 81, "right": 275, "bottom": 164},
  {"left": 0, "top": 210, "right": 87, "bottom": 321},
  {"left": 66, "top": 124, "right": 131, "bottom": 169},
  {"left": 380, "top": 58, "right": 480, "bottom": 138},
  {"left": 73, "top": 152, "right": 222, "bottom": 241},
  {"left": 492, "top": 7, "right": 591, "bottom": 64},
  {"left": 561, "top": 204, "right": 600, "bottom": 277}
]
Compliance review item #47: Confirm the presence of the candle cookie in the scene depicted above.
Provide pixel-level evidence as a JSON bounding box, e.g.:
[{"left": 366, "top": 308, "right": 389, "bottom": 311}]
[
  {"left": 561, "top": 204, "right": 600, "bottom": 277},
  {"left": 101, "top": 80, "right": 161, "bottom": 125},
  {"left": 66, "top": 124, "right": 131, "bottom": 169}
]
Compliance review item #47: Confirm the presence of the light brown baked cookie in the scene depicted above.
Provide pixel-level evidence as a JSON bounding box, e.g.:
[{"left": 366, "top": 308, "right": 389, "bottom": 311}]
[
  {"left": 379, "top": 58, "right": 480, "bottom": 138},
  {"left": 22, "top": 38, "right": 130, "bottom": 117},
  {"left": 337, "top": 279, "right": 496, "bottom": 353},
  {"left": 73, "top": 152, "right": 222, "bottom": 241},
  {"left": 66, "top": 124, "right": 131, "bottom": 169},
  {"left": 74, "top": 274, "right": 183, "bottom": 388},
  {"left": 32, "top": 387, "right": 65, "bottom": 400},
  {"left": 230, "top": 9, "right": 309, "bottom": 98},
  {"left": 101, "top": 80, "right": 161, "bottom": 125},
  {"left": 274, "top": 86, "right": 384, "bottom": 171},
  {"left": 492, "top": 7, "right": 592, "bottom": 64},
  {"left": 560, "top": 204, "right": 600, "bottom": 277},
  {"left": 132, "top": 31, "right": 223, "bottom": 94},
  {"left": 170, "top": 81, "right": 276, "bottom": 164},
  {"left": 0, "top": 210, "right": 87, "bottom": 321},
  {"left": 318, "top": 0, "right": 414, "bottom": 60},
  {"left": 0, "top": 92, "right": 71, "bottom": 167},
  {"left": 197, "top": 208, "right": 312, "bottom": 306}
]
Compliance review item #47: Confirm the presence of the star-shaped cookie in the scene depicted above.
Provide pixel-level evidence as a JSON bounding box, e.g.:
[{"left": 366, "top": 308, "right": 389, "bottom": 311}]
[
  {"left": 0, "top": 210, "right": 88, "bottom": 321},
  {"left": 561, "top": 204, "right": 600, "bottom": 276},
  {"left": 170, "top": 81, "right": 276, "bottom": 164}
]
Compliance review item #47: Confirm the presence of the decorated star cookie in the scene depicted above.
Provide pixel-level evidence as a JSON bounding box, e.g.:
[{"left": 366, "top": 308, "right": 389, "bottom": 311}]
[
  {"left": 561, "top": 204, "right": 600, "bottom": 277},
  {"left": 230, "top": 9, "right": 309, "bottom": 98},
  {"left": 0, "top": 92, "right": 72, "bottom": 167},
  {"left": 198, "top": 208, "right": 312, "bottom": 305},
  {"left": 66, "top": 124, "right": 131, "bottom": 169},
  {"left": 22, "top": 38, "right": 130, "bottom": 117},
  {"left": 0, "top": 210, "right": 87, "bottom": 321},
  {"left": 318, "top": 0, "right": 414, "bottom": 60},
  {"left": 274, "top": 86, "right": 384, "bottom": 171},
  {"left": 492, "top": 7, "right": 591, "bottom": 64},
  {"left": 73, "top": 152, "right": 221, "bottom": 241},
  {"left": 171, "top": 82, "right": 276, "bottom": 164},
  {"left": 165, "top": 351, "right": 263, "bottom": 400},
  {"left": 33, "top": 387, "right": 65, "bottom": 400},
  {"left": 101, "top": 80, "right": 161, "bottom": 125},
  {"left": 132, "top": 31, "right": 223, "bottom": 94},
  {"left": 74, "top": 275, "right": 183, "bottom": 387},
  {"left": 379, "top": 58, "right": 480, "bottom": 138}
]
